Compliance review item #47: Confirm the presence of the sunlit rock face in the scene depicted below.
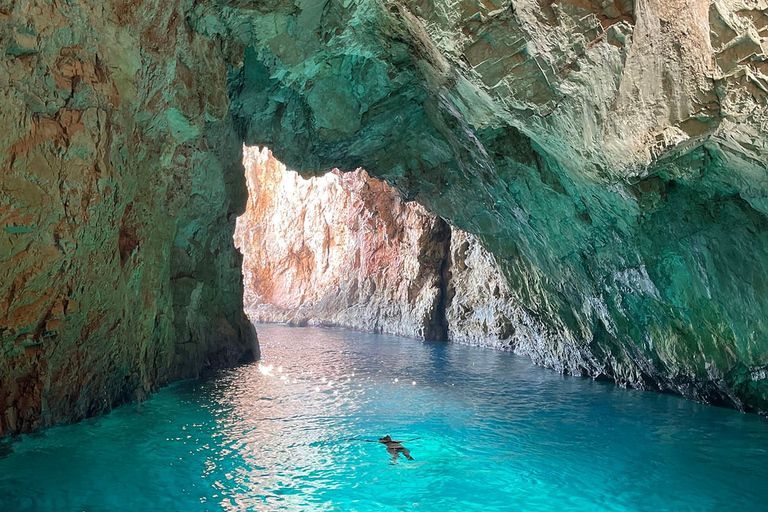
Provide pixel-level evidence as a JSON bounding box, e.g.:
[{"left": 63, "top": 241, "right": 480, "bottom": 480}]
[
  {"left": 236, "top": 147, "right": 588, "bottom": 372},
  {"left": 0, "top": 2, "right": 256, "bottom": 435},
  {"left": 234, "top": 146, "right": 560, "bottom": 351},
  {"left": 219, "top": 0, "right": 768, "bottom": 412},
  {"left": 235, "top": 147, "right": 452, "bottom": 340}
]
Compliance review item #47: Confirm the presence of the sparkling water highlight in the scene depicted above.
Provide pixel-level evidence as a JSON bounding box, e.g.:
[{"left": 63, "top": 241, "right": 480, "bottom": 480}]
[{"left": 1, "top": 325, "right": 767, "bottom": 511}]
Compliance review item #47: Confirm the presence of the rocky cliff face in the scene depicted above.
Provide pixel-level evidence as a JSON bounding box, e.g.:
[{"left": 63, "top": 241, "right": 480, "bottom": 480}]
[
  {"left": 235, "top": 146, "right": 451, "bottom": 340},
  {"left": 1, "top": 0, "right": 767, "bottom": 433},
  {"left": 234, "top": 146, "right": 580, "bottom": 368},
  {"left": 0, "top": 1, "right": 256, "bottom": 436}
]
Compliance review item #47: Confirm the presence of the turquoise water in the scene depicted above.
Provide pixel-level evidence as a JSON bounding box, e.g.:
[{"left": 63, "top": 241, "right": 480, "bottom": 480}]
[{"left": 1, "top": 325, "right": 767, "bottom": 511}]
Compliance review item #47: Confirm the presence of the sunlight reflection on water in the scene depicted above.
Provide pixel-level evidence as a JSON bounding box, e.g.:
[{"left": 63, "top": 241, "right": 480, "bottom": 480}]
[{"left": 1, "top": 325, "right": 768, "bottom": 511}]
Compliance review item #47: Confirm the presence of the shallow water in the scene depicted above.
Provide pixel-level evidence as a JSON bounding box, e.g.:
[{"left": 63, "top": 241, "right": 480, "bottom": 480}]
[{"left": 1, "top": 325, "right": 767, "bottom": 511}]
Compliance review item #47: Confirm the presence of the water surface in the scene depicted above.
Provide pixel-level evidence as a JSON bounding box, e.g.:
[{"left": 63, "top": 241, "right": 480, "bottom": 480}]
[{"left": 1, "top": 325, "right": 767, "bottom": 511}]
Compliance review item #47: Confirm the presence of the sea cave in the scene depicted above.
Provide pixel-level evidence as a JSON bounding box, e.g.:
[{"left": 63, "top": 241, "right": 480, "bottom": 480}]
[{"left": 1, "top": 0, "right": 768, "bottom": 509}]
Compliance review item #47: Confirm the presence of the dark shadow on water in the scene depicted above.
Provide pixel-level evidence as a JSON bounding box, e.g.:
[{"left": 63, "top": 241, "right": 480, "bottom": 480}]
[{"left": 0, "top": 439, "right": 14, "bottom": 460}]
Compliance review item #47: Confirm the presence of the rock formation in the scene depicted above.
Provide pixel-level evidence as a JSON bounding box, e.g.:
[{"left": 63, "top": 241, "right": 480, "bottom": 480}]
[
  {"left": 0, "top": 1, "right": 257, "bottom": 436},
  {"left": 1, "top": 0, "right": 767, "bottom": 434},
  {"left": 235, "top": 146, "right": 451, "bottom": 340},
  {"left": 222, "top": 0, "right": 768, "bottom": 413},
  {"left": 235, "top": 147, "right": 591, "bottom": 371}
]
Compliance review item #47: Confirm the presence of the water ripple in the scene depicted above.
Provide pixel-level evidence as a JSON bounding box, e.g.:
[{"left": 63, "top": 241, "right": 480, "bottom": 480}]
[{"left": 1, "top": 325, "right": 768, "bottom": 511}]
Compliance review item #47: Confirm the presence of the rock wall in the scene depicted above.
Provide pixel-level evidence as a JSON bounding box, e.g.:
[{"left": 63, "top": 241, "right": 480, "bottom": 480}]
[
  {"left": 234, "top": 146, "right": 605, "bottom": 373},
  {"left": 446, "top": 229, "right": 590, "bottom": 375},
  {"left": 2, "top": 0, "right": 768, "bottom": 433},
  {"left": 0, "top": 1, "right": 256, "bottom": 436},
  {"left": 220, "top": 0, "right": 768, "bottom": 412},
  {"left": 235, "top": 146, "right": 451, "bottom": 340}
]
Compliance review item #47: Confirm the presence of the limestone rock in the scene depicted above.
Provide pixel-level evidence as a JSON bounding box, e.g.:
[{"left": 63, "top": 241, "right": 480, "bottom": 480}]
[
  {"left": 234, "top": 147, "right": 451, "bottom": 340},
  {"left": 235, "top": 147, "right": 589, "bottom": 379},
  {"left": 0, "top": 1, "right": 256, "bottom": 436}
]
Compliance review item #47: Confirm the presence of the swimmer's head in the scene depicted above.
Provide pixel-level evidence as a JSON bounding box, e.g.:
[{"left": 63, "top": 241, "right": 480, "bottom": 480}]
[{"left": 379, "top": 435, "right": 392, "bottom": 442}]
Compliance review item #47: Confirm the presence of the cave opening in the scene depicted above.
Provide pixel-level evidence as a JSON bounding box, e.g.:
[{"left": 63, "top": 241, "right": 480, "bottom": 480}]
[
  {"left": 232, "top": 145, "right": 527, "bottom": 348},
  {"left": 233, "top": 145, "right": 455, "bottom": 341}
]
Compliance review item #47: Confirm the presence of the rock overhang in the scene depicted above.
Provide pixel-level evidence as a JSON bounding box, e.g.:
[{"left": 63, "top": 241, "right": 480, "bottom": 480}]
[
  {"left": 216, "top": 0, "right": 768, "bottom": 411},
  {"left": 1, "top": 0, "right": 767, "bottom": 436}
]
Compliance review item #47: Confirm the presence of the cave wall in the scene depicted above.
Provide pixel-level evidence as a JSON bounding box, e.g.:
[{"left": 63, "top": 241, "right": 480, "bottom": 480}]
[
  {"left": 1, "top": 0, "right": 767, "bottom": 434},
  {"left": 234, "top": 147, "right": 581, "bottom": 366},
  {"left": 0, "top": 1, "right": 256, "bottom": 435},
  {"left": 218, "top": 0, "right": 768, "bottom": 412},
  {"left": 235, "top": 146, "right": 451, "bottom": 340}
]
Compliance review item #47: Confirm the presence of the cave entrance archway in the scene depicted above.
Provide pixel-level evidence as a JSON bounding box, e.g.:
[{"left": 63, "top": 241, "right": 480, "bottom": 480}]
[{"left": 233, "top": 145, "right": 453, "bottom": 341}]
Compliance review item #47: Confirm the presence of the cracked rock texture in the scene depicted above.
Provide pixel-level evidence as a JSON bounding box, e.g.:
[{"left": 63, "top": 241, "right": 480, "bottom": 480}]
[
  {"left": 2, "top": 0, "right": 768, "bottom": 432},
  {"left": 0, "top": 1, "right": 257, "bottom": 436}
]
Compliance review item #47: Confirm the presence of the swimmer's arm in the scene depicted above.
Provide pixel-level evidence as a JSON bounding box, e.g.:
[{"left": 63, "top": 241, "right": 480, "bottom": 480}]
[
  {"left": 346, "top": 438, "right": 378, "bottom": 442},
  {"left": 394, "top": 437, "right": 420, "bottom": 442}
]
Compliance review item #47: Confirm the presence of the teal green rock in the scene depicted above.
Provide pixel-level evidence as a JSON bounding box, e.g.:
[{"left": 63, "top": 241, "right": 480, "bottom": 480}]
[
  {"left": 0, "top": 0, "right": 767, "bottom": 436},
  {"left": 218, "top": 0, "right": 768, "bottom": 412}
]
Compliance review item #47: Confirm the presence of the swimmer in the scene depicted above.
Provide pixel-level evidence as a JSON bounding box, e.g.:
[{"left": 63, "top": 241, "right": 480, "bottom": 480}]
[{"left": 348, "top": 435, "right": 419, "bottom": 462}]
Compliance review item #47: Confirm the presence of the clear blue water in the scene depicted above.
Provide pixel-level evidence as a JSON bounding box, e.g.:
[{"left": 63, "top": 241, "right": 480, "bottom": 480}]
[{"left": 2, "top": 325, "right": 767, "bottom": 511}]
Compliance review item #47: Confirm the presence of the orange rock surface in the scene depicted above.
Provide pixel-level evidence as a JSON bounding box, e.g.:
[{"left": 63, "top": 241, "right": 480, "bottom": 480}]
[{"left": 235, "top": 147, "right": 451, "bottom": 340}]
